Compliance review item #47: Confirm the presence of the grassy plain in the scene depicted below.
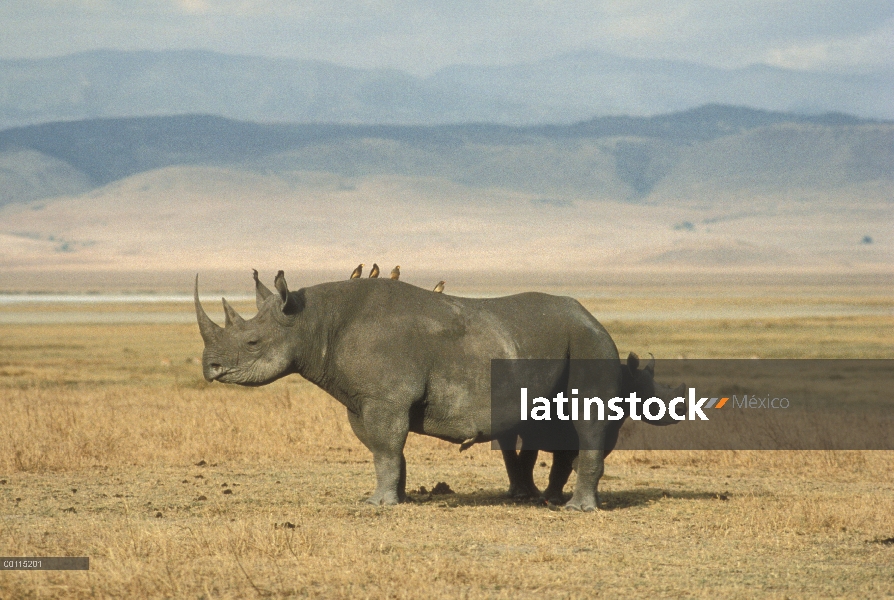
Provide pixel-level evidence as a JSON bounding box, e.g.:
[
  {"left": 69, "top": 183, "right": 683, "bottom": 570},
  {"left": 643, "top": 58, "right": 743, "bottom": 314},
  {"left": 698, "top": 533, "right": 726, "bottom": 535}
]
[{"left": 1, "top": 283, "right": 893, "bottom": 598}]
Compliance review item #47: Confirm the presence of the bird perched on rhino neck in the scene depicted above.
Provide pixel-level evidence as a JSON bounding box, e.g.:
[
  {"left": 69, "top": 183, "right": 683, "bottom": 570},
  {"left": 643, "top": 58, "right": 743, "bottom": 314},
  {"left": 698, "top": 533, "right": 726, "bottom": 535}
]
[
  {"left": 350, "top": 264, "right": 364, "bottom": 279},
  {"left": 433, "top": 281, "right": 445, "bottom": 293},
  {"left": 390, "top": 266, "right": 400, "bottom": 280},
  {"left": 369, "top": 264, "right": 380, "bottom": 278}
]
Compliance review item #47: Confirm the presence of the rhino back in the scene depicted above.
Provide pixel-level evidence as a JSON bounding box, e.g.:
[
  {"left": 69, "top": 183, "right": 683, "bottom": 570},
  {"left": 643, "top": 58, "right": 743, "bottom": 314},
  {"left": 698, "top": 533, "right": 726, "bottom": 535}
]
[{"left": 297, "top": 280, "right": 617, "bottom": 442}]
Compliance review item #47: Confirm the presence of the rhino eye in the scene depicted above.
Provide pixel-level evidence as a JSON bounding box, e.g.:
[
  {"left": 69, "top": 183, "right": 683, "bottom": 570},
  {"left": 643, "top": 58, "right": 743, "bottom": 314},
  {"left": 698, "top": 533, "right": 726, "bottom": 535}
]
[{"left": 247, "top": 340, "right": 259, "bottom": 347}]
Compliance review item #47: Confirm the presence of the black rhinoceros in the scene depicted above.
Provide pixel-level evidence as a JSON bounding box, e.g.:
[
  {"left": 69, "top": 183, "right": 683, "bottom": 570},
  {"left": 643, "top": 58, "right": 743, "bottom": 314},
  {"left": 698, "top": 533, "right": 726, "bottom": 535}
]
[{"left": 196, "top": 271, "right": 630, "bottom": 511}]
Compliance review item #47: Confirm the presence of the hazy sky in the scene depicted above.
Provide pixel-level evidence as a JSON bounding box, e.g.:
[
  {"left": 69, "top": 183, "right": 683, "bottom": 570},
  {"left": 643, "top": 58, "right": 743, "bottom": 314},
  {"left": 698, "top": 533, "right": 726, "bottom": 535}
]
[{"left": 2, "top": 1, "right": 891, "bottom": 74}]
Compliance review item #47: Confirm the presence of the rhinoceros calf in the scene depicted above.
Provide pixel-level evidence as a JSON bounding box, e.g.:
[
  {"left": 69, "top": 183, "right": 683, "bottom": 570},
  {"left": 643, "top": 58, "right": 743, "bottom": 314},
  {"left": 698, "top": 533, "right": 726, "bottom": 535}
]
[
  {"left": 501, "top": 353, "right": 685, "bottom": 504},
  {"left": 195, "top": 271, "right": 625, "bottom": 511}
]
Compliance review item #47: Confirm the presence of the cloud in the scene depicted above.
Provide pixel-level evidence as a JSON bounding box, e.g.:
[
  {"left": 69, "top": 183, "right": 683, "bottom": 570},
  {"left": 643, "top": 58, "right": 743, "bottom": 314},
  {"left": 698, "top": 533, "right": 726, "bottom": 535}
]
[
  {"left": 173, "top": 0, "right": 210, "bottom": 15},
  {"left": 762, "top": 17, "right": 894, "bottom": 72}
]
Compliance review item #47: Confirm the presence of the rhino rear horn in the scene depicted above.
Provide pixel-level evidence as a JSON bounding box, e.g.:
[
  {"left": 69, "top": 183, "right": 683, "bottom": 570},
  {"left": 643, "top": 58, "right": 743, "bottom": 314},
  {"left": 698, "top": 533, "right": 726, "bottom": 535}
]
[
  {"left": 221, "top": 297, "right": 245, "bottom": 328},
  {"left": 194, "top": 275, "right": 224, "bottom": 343},
  {"left": 253, "top": 269, "right": 273, "bottom": 309},
  {"left": 274, "top": 270, "right": 300, "bottom": 315},
  {"left": 645, "top": 353, "right": 655, "bottom": 376}
]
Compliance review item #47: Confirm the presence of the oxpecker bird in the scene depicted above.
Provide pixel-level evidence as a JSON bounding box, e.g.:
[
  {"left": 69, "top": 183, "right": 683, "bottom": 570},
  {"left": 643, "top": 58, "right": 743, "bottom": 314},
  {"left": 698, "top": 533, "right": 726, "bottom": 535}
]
[
  {"left": 433, "top": 281, "right": 445, "bottom": 293},
  {"left": 369, "top": 264, "right": 380, "bottom": 278},
  {"left": 390, "top": 266, "right": 400, "bottom": 280},
  {"left": 350, "top": 264, "right": 364, "bottom": 279}
]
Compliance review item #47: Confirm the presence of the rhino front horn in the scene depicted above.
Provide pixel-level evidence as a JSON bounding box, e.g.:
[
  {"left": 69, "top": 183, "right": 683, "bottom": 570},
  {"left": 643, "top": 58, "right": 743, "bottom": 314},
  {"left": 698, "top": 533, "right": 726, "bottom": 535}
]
[{"left": 194, "top": 275, "right": 224, "bottom": 343}]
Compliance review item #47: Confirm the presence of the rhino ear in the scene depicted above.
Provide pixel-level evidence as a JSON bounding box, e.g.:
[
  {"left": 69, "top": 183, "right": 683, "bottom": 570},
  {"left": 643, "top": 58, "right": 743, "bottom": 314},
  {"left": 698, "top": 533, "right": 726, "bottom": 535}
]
[
  {"left": 253, "top": 269, "right": 272, "bottom": 309},
  {"left": 274, "top": 270, "right": 301, "bottom": 315},
  {"left": 627, "top": 352, "right": 640, "bottom": 370}
]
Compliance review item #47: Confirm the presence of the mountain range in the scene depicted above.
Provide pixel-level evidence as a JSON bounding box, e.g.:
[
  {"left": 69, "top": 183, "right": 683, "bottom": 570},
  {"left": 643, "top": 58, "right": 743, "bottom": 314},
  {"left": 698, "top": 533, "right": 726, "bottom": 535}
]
[
  {"left": 1, "top": 49, "right": 892, "bottom": 131},
  {"left": 0, "top": 105, "right": 890, "bottom": 276},
  {"left": 1, "top": 105, "right": 890, "bottom": 207}
]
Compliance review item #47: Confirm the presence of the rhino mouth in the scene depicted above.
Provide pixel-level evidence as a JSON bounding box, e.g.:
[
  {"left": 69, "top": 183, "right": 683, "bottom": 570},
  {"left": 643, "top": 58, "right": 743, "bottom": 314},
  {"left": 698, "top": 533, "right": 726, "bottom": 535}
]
[
  {"left": 204, "top": 362, "right": 232, "bottom": 382},
  {"left": 204, "top": 364, "right": 284, "bottom": 387}
]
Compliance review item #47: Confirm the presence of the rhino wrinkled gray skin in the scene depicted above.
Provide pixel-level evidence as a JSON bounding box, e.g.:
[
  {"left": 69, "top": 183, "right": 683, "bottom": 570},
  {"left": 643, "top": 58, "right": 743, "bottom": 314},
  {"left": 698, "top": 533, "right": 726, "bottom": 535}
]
[
  {"left": 501, "top": 353, "right": 686, "bottom": 504},
  {"left": 195, "top": 271, "right": 623, "bottom": 511}
]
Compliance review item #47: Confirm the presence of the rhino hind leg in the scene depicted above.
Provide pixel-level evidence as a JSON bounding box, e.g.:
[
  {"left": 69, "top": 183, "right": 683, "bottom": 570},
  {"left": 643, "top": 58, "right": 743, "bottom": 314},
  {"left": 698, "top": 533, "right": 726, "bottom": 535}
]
[
  {"left": 565, "top": 449, "right": 604, "bottom": 512},
  {"left": 514, "top": 449, "right": 539, "bottom": 498},
  {"left": 542, "top": 450, "right": 576, "bottom": 504},
  {"left": 501, "top": 443, "right": 540, "bottom": 499}
]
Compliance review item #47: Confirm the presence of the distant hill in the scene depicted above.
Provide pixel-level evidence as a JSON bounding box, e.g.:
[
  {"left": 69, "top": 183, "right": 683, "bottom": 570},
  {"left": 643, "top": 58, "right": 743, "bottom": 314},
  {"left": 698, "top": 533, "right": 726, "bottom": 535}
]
[
  {"left": 0, "top": 149, "right": 91, "bottom": 205},
  {"left": 1, "top": 105, "right": 890, "bottom": 276},
  {"left": 0, "top": 163, "right": 888, "bottom": 275},
  {"left": 0, "top": 50, "right": 891, "bottom": 130},
  {"left": 0, "top": 106, "right": 890, "bottom": 206}
]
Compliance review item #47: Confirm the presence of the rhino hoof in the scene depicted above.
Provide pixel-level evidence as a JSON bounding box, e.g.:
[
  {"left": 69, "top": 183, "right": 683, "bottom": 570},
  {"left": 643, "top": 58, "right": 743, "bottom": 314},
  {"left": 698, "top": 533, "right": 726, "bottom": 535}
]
[
  {"left": 365, "top": 493, "right": 401, "bottom": 506},
  {"left": 541, "top": 488, "right": 567, "bottom": 505},
  {"left": 508, "top": 485, "right": 540, "bottom": 500}
]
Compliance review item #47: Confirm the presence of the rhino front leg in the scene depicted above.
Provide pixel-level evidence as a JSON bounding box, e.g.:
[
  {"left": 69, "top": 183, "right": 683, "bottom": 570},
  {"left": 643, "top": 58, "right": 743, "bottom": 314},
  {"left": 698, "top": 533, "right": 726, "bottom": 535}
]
[
  {"left": 370, "top": 451, "right": 407, "bottom": 505},
  {"left": 347, "top": 408, "right": 409, "bottom": 505},
  {"left": 565, "top": 449, "right": 604, "bottom": 512}
]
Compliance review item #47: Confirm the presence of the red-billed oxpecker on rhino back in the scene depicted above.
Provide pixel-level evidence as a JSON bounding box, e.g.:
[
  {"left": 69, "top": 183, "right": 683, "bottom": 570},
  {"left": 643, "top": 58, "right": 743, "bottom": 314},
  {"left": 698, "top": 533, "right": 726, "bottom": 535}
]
[{"left": 195, "top": 270, "right": 623, "bottom": 510}]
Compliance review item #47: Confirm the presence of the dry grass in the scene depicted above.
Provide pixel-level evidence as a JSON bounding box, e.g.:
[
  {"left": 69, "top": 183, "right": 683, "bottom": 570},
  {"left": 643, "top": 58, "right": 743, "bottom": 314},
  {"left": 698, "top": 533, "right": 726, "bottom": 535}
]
[{"left": 1, "top": 291, "right": 893, "bottom": 598}]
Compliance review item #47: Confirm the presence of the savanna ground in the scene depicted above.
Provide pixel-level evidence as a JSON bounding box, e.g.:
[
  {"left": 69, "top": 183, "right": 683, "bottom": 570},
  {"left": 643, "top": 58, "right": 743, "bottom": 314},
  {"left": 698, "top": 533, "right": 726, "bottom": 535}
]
[{"left": 1, "top": 279, "right": 893, "bottom": 598}]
